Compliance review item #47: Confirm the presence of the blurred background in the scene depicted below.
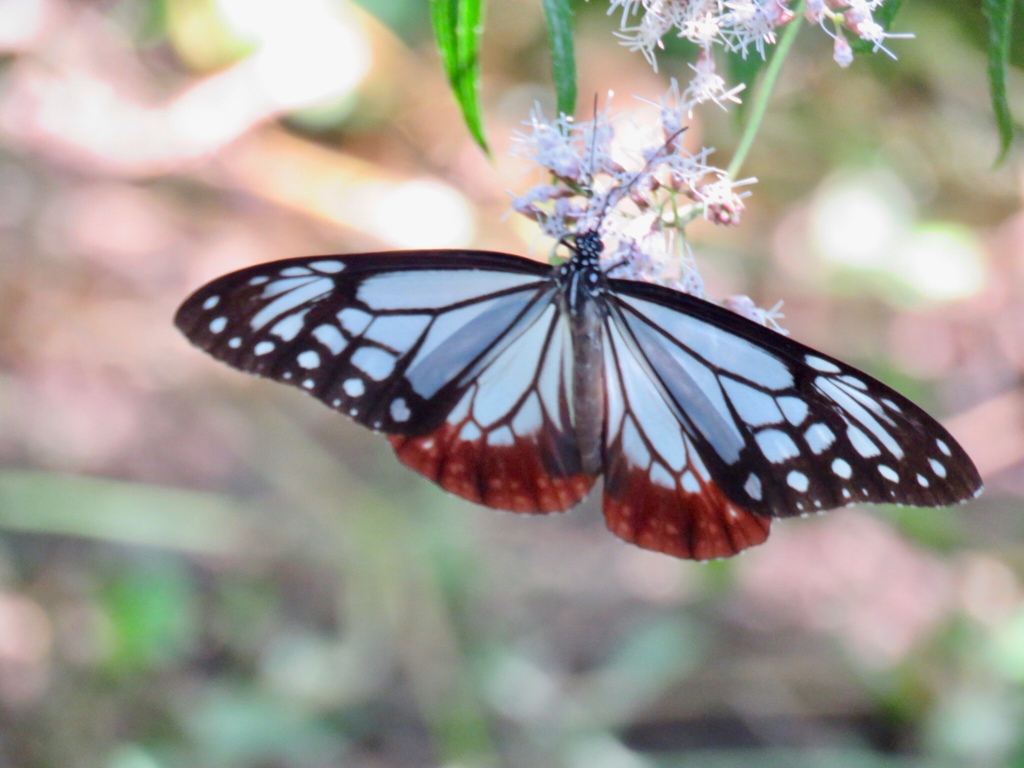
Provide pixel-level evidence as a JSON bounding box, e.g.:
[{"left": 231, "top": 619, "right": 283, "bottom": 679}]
[{"left": 0, "top": 0, "right": 1022, "bottom": 766}]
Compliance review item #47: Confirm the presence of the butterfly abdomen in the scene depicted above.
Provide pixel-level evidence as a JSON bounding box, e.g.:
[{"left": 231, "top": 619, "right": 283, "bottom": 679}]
[{"left": 562, "top": 261, "right": 607, "bottom": 476}]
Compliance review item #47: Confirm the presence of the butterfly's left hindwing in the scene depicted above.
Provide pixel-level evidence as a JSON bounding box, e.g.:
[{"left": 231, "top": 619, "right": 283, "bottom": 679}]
[
  {"left": 174, "top": 251, "right": 554, "bottom": 436},
  {"left": 605, "top": 280, "right": 982, "bottom": 519}
]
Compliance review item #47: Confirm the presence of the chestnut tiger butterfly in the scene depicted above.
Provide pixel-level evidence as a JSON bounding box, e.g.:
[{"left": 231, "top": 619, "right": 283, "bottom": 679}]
[{"left": 175, "top": 229, "right": 982, "bottom": 560}]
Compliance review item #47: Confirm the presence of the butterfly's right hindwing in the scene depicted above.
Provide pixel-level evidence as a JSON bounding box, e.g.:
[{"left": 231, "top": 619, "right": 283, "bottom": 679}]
[{"left": 174, "top": 251, "right": 554, "bottom": 436}]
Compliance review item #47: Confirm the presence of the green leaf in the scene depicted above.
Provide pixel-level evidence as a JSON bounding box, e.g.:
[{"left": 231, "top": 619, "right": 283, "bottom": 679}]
[
  {"left": 430, "top": 0, "right": 489, "bottom": 153},
  {"left": 541, "top": 0, "right": 577, "bottom": 117},
  {"left": 983, "top": 0, "right": 1016, "bottom": 166}
]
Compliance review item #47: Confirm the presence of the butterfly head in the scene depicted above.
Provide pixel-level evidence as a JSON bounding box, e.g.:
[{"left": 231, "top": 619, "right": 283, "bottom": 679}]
[{"left": 572, "top": 230, "right": 604, "bottom": 266}]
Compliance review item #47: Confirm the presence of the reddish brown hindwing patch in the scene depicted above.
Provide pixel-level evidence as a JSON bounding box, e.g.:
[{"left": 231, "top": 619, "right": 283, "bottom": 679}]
[
  {"left": 389, "top": 424, "right": 595, "bottom": 513},
  {"left": 602, "top": 462, "right": 771, "bottom": 560}
]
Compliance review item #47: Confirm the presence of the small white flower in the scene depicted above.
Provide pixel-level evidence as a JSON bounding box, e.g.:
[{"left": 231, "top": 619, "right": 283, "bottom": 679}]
[
  {"left": 680, "top": 50, "right": 747, "bottom": 115},
  {"left": 723, "top": 296, "right": 789, "bottom": 333},
  {"left": 607, "top": 0, "right": 910, "bottom": 71},
  {"left": 692, "top": 174, "right": 756, "bottom": 225},
  {"left": 833, "top": 32, "right": 854, "bottom": 67}
]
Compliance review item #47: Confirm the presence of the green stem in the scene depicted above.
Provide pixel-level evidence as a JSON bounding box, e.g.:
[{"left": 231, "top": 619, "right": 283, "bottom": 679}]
[{"left": 727, "top": 0, "right": 806, "bottom": 179}]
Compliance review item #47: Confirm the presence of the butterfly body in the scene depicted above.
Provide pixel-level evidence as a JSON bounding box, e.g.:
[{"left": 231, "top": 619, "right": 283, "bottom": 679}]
[{"left": 176, "top": 234, "right": 981, "bottom": 560}]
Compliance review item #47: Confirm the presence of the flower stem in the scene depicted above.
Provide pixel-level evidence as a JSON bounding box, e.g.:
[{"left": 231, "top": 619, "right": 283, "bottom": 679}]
[{"left": 727, "top": 0, "right": 806, "bottom": 179}]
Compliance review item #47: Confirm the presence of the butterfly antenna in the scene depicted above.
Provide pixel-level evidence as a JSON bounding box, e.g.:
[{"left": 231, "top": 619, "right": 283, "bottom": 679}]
[{"left": 585, "top": 93, "right": 600, "bottom": 196}]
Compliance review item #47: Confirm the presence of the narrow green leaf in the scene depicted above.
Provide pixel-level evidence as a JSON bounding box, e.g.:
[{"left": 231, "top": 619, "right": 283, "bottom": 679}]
[
  {"left": 430, "top": 0, "right": 489, "bottom": 152},
  {"left": 983, "top": 0, "right": 1015, "bottom": 166},
  {"left": 541, "top": 0, "right": 577, "bottom": 117},
  {"left": 0, "top": 470, "right": 247, "bottom": 554}
]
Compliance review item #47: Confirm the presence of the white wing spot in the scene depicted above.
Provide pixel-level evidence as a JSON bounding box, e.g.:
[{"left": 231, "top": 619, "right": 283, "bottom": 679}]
[
  {"left": 209, "top": 317, "right": 227, "bottom": 334},
  {"left": 842, "top": 488, "right": 852, "bottom": 499},
  {"left": 338, "top": 307, "right": 373, "bottom": 336},
  {"left": 487, "top": 426, "right": 515, "bottom": 446},
  {"left": 351, "top": 347, "right": 396, "bottom": 381},
  {"left": 391, "top": 398, "right": 411, "bottom": 423},
  {"left": 879, "top": 464, "right": 899, "bottom": 483},
  {"left": 343, "top": 379, "right": 365, "bottom": 397},
  {"left": 270, "top": 310, "right": 309, "bottom": 342},
  {"left": 283, "top": 372, "right": 293, "bottom": 379},
  {"left": 302, "top": 378, "right": 315, "bottom": 389},
  {"left": 621, "top": 417, "right": 651, "bottom": 470},
  {"left": 681, "top": 471, "right": 700, "bottom": 494},
  {"left": 832, "top": 458, "right": 852, "bottom": 479},
  {"left": 778, "top": 397, "right": 809, "bottom": 426},
  {"left": 203, "top": 295, "right": 220, "bottom": 310},
  {"left": 312, "top": 324, "right": 347, "bottom": 355},
  {"left": 297, "top": 350, "right": 320, "bottom": 369},
  {"left": 460, "top": 422, "right": 482, "bottom": 441},
  {"left": 722, "top": 378, "right": 784, "bottom": 427},
  {"left": 839, "top": 375, "right": 868, "bottom": 390},
  {"left": 280, "top": 267, "right": 312, "bottom": 277},
  {"left": 804, "top": 423, "right": 836, "bottom": 455},
  {"left": 651, "top": 463, "right": 675, "bottom": 489},
  {"left": 310, "top": 260, "right": 345, "bottom": 273},
  {"left": 917, "top": 474, "right": 929, "bottom": 487},
  {"left": 787, "top": 470, "right": 809, "bottom": 492},
  {"left": 755, "top": 429, "right": 800, "bottom": 464},
  {"left": 936, "top": 438, "right": 952, "bottom": 456},
  {"left": 512, "top": 394, "right": 543, "bottom": 437},
  {"left": 254, "top": 341, "right": 275, "bottom": 356},
  {"left": 332, "top": 399, "right": 341, "bottom": 407},
  {"left": 744, "top": 473, "right": 763, "bottom": 501},
  {"left": 249, "top": 275, "right": 269, "bottom": 286},
  {"left": 847, "top": 425, "right": 880, "bottom": 458},
  {"left": 228, "top": 337, "right": 241, "bottom": 349},
  {"left": 806, "top": 355, "right": 841, "bottom": 373},
  {"left": 929, "top": 458, "right": 947, "bottom": 478}
]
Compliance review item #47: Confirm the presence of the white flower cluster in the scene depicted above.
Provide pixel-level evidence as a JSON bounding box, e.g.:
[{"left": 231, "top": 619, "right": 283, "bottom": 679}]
[
  {"left": 611, "top": 0, "right": 910, "bottom": 70},
  {"left": 509, "top": 91, "right": 780, "bottom": 329}
]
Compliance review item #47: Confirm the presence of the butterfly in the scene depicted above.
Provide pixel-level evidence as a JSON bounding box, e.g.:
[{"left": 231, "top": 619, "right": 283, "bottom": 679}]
[{"left": 174, "top": 230, "right": 982, "bottom": 560}]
